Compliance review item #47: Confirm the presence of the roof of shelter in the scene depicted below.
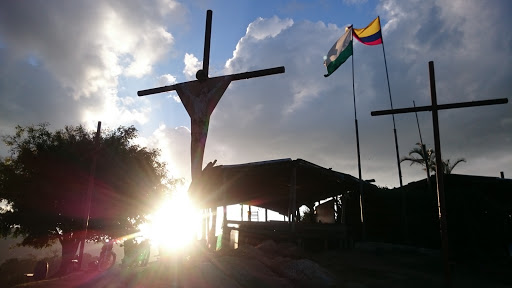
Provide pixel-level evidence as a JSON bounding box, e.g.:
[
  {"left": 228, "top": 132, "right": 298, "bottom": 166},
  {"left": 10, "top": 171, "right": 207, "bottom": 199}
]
[{"left": 189, "top": 158, "right": 374, "bottom": 215}]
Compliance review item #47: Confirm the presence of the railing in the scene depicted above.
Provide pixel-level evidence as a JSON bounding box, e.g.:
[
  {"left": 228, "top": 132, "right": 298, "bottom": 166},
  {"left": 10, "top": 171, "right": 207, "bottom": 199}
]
[{"left": 223, "top": 220, "right": 350, "bottom": 249}]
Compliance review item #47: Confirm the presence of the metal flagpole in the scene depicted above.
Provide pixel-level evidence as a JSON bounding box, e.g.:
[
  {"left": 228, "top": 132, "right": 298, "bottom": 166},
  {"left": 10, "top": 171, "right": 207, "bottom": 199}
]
[
  {"left": 351, "top": 28, "right": 365, "bottom": 241},
  {"left": 378, "top": 16, "right": 403, "bottom": 187},
  {"left": 413, "top": 101, "right": 432, "bottom": 182}
]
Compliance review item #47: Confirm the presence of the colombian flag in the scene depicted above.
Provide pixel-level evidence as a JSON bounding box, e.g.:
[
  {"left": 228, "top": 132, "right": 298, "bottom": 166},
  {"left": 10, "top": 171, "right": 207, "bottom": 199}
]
[{"left": 353, "top": 17, "right": 382, "bottom": 46}]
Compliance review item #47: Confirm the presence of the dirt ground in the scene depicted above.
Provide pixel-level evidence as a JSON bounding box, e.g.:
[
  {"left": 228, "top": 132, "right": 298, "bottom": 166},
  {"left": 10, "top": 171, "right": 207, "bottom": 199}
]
[
  {"left": 307, "top": 245, "right": 512, "bottom": 288},
  {"left": 15, "top": 242, "right": 512, "bottom": 288}
]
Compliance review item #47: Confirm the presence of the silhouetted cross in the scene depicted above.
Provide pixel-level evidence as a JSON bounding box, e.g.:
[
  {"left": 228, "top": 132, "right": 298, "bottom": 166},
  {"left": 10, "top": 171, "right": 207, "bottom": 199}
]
[
  {"left": 371, "top": 61, "right": 508, "bottom": 287},
  {"left": 138, "top": 10, "right": 285, "bottom": 185}
]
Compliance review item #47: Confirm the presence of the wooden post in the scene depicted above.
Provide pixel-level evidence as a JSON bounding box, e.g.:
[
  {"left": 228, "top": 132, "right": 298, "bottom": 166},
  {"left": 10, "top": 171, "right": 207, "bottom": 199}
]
[
  {"left": 428, "top": 61, "right": 451, "bottom": 286},
  {"left": 201, "top": 10, "right": 212, "bottom": 78},
  {"left": 371, "top": 61, "right": 508, "bottom": 287},
  {"left": 205, "top": 209, "right": 210, "bottom": 246},
  {"left": 137, "top": 10, "right": 285, "bottom": 188},
  {"left": 210, "top": 207, "right": 217, "bottom": 250},
  {"left": 290, "top": 165, "right": 297, "bottom": 231},
  {"left": 77, "top": 121, "right": 101, "bottom": 270}
]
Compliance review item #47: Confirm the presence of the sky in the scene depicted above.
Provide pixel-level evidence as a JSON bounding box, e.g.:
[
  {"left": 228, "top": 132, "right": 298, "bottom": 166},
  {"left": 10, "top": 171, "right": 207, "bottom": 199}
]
[{"left": 1, "top": 0, "right": 511, "bottom": 191}]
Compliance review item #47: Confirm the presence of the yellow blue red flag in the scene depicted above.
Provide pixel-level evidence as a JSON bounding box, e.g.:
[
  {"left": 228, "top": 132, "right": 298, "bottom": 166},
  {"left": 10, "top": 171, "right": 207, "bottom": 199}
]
[{"left": 353, "top": 17, "right": 382, "bottom": 46}]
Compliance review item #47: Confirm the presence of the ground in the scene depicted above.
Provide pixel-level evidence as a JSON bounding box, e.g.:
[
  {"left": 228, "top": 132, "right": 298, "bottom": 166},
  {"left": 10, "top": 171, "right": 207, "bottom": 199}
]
[{"left": 13, "top": 241, "right": 512, "bottom": 288}]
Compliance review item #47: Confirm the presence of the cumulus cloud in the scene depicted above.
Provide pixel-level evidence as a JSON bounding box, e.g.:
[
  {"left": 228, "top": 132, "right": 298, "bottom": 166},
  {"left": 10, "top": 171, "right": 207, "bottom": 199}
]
[
  {"left": 245, "top": 16, "right": 294, "bottom": 40},
  {"left": 146, "top": 124, "right": 191, "bottom": 181},
  {"left": 123, "top": 26, "right": 174, "bottom": 78},
  {"left": 158, "top": 74, "right": 178, "bottom": 86},
  {"left": 225, "top": 17, "right": 293, "bottom": 72},
  {"left": 0, "top": 0, "right": 178, "bottom": 132},
  {"left": 0, "top": 0, "right": 510, "bottom": 188},
  {"left": 157, "top": 74, "right": 181, "bottom": 102},
  {"left": 203, "top": 2, "right": 511, "bottom": 187},
  {"left": 183, "top": 53, "right": 202, "bottom": 81}
]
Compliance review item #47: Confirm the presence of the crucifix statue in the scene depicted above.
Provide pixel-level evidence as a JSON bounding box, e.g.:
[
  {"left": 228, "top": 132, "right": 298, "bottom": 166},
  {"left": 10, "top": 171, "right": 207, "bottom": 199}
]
[
  {"left": 371, "top": 61, "right": 508, "bottom": 287},
  {"left": 138, "top": 10, "right": 285, "bottom": 197}
]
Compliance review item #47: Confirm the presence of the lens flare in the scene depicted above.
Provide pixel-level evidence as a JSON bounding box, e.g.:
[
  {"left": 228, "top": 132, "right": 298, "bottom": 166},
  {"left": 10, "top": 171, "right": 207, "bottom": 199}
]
[{"left": 140, "top": 191, "right": 200, "bottom": 255}]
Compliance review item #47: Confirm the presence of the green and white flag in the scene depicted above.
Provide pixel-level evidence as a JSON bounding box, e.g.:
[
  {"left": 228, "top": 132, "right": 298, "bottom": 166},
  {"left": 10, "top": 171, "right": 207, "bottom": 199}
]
[{"left": 324, "top": 26, "right": 353, "bottom": 77}]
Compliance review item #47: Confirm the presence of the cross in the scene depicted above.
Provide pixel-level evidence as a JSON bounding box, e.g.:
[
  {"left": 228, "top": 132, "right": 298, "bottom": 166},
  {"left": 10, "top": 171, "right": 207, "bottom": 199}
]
[
  {"left": 137, "top": 10, "right": 285, "bottom": 192},
  {"left": 371, "top": 61, "right": 508, "bottom": 287}
]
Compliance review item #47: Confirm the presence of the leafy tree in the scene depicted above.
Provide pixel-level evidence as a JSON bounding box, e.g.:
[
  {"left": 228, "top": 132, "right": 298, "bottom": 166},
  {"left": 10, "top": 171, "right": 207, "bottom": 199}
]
[
  {"left": 401, "top": 143, "right": 466, "bottom": 175},
  {"left": 0, "top": 123, "right": 174, "bottom": 273}
]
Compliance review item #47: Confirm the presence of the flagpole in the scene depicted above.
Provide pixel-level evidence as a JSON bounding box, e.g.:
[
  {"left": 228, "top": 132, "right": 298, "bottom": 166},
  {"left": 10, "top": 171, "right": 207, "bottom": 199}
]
[
  {"left": 413, "top": 100, "right": 431, "bottom": 182},
  {"left": 378, "top": 16, "right": 403, "bottom": 187},
  {"left": 351, "top": 29, "right": 365, "bottom": 241}
]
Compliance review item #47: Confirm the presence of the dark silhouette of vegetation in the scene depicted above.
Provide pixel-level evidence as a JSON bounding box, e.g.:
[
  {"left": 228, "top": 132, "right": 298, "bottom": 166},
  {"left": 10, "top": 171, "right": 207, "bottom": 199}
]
[
  {"left": 0, "top": 123, "right": 175, "bottom": 274},
  {"left": 300, "top": 207, "right": 316, "bottom": 223},
  {"left": 400, "top": 143, "right": 466, "bottom": 175}
]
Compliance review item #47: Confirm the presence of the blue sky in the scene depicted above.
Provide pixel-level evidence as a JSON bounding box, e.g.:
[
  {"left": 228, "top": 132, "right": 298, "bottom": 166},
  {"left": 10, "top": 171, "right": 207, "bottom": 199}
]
[{"left": 1, "top": 0, "right": 511, "bottom": 191}]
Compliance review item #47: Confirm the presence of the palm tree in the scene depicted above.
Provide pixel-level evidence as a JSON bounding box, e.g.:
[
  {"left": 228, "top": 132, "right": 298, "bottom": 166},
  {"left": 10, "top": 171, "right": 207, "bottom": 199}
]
[
  {"left": 401, "top": 143, "right": 466, "bottom": 175},
  {"left": 438, "top": 158, "right": 466, "bottom": 174},
  {"left": 400, "top": 143, "right": 435, "bottom": 173}
]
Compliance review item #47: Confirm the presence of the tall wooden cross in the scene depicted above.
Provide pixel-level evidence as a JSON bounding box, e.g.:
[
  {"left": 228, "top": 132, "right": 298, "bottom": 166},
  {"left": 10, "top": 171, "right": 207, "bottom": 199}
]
[
  {"left": 371, "top": 61, "right": 508, "bottom": 287},
  {"left": 138, "top": 10, "right": 285, "bottom": 193}
]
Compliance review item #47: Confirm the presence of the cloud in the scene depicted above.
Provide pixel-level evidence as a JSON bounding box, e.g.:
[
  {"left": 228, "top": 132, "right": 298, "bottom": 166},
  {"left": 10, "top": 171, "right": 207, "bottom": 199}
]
[
  {"left": 123, "top": 26, "right": 174, "bottom": 78},
  {"left": 225, "top": 17, "right": 293, "bottom": 72},
  {"left": 157, "top": 74, "right": 181, "bottom": 102},
  {"left": 245, "top": 16, "right": 294, "bottom": 40},
  {"left": 158, "top": 74, "right": 178, "bottom": 86},
  {"left": 0, "top": 0, "right": 177, "bottom": 132},
  {"left": 144, "top": 124, "right": 192, "bottom": 181},
  {"left": 202, "top": 2, "right": 511, "bottom": 187},
  {"left": 0, "top": 1, "right": 510, "bottom": 188},
  {"left": 205, "top": 17, "right": 369, "bottom": 182},
  {"left": 183, "top": 53, "right": 202, "bottom": 81}
]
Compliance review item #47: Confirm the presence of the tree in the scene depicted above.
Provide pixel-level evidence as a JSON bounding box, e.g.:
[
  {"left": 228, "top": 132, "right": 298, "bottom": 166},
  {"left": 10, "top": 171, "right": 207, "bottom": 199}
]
[
  {"left": 0, "top": 123, "right": 173, "bottom": 273},
  {"left": 439, "top": 158, "right": 467, "bottom": 175},
  {"left": 400, "top": 143, "right": 435, "bottom": 174},
  {"left": 400, "top": 143, "right": 466, "bottom": 175}
]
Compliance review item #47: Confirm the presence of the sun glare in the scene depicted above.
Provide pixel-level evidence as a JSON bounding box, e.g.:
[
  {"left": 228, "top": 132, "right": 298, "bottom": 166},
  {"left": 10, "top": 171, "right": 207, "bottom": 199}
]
[{"left": 140, "top": 189, "right": 200, "bottom": 254}]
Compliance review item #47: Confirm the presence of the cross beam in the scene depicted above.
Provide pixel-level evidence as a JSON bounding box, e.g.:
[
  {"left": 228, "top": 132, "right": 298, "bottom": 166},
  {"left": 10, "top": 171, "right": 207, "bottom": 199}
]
[
  {"left": 137, "top": 66, "right": 285, "bottom": 97},
  {"left": 371, "top": 61, "right": 508, "bottom": 287},
  {"left": 371, "top": 98, "right": 508, "bottom": 116}
]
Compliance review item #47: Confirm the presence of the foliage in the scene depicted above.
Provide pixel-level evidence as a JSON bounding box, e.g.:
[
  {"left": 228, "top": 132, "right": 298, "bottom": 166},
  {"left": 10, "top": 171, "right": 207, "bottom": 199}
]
[
  {"left": 400, "top": 143, "right": 466, "bottom": 175},
  {"left": 440, "top": 158, "right": 467, "bottom": 175},
  {"left": 0, "top": 123, "right": 175, "bottom": 272},
  {"left": 300, "top": 207, "right": 316, "bottom": 223}
]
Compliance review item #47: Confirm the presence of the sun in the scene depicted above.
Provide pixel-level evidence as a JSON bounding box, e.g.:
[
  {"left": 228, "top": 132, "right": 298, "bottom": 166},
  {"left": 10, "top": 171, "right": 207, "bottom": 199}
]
[{"left": 139, "top": 188, "right": 201, "bottom": 254}]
